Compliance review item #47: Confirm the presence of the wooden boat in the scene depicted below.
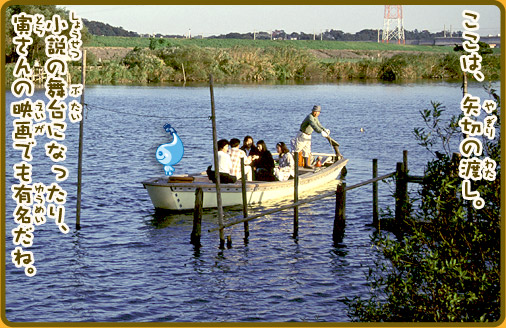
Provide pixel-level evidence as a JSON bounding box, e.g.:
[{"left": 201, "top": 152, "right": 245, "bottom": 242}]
[{"left": 142, "top": 154, "right": 348, "bottom": 211}]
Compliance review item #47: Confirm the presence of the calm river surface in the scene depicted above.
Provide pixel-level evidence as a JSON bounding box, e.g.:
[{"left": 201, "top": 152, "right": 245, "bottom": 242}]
[{"left": 4, "top": 81, "right": 495, "bottom": 322}]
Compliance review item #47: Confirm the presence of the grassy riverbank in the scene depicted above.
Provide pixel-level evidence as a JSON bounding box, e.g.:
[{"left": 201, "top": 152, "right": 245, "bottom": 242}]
[
  {"left": 6, "top": 36, "right": 501, "bottom": 85},
  {"left": 88, "top": 35, "right": 454, "bottom": 52}
]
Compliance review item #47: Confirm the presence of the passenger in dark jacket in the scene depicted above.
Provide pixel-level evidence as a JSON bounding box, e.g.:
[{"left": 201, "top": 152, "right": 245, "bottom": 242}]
[
  {"left": 240, "top": 136, "right": 260, "bottom": 157},
  {"left": 253, "top": 140, "right": 276, "bottom": 181}
]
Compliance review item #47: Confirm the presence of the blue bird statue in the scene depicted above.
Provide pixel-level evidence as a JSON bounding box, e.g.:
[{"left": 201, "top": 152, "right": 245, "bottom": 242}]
[{"left": 156, "top": 123, "right": 184, "bottom": 176}]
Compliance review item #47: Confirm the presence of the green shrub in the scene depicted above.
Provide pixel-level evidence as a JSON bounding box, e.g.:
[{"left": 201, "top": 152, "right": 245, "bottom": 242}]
[{"left": 346, "top": 89, "right": 501, "bottom": 322}]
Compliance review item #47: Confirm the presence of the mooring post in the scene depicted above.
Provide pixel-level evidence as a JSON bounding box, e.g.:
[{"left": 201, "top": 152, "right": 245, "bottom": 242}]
[
  {"left": 191, "top": 188, "right": 203, "bottom": 246},
  {"left": 76, "top": 50, "right": 86, "bottom": 230},
  {"left": 293, "top": 152, "right": 299, "bottom": 238},
  {"left": 240, "top": 158, "right": 249, "bottom": 240},
  {"left": 372, "top": 158, "right": 378, "bottom": 226},
  {"left": 403, "top": 150, "right": 408, "bottom": 174},
  {"left": 333, "top": 182, "right": 346, "bottom": 243},
  {"left": 395, "top": 162, "right": 408, "bottom": 225},
  {"left": 209, "top": 75, "right": 225, "bottom": 249}
]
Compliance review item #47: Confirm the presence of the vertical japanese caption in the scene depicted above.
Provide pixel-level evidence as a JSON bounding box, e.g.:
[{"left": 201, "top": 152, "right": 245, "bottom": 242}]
[
  {"left": 458, "top": 10, "right": 497, "bottom": 210},
  {"left": 10, "top": 10, "right": 83, "bottom": 276}
]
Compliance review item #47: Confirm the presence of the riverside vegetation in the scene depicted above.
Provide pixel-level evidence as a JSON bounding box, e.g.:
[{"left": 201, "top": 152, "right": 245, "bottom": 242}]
[
  {"left": 346, "top": 87, "right": 501, "bottom": 322},
  {"left": 5, "top": 34, "right": 501, "bottom": 85},
  {"left": 77, "top": 38, "right": 501, "bottom": 84}
]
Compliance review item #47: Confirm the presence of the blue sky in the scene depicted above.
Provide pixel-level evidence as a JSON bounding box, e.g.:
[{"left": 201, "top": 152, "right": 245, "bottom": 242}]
[{"left": 61, "top": 5, "right": 501, "bottom": 37}]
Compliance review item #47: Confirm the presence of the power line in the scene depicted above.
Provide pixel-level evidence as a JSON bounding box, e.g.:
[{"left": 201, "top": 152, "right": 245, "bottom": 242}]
[{"left": 84, "top": 103, "right": 210, "bottom": 121}]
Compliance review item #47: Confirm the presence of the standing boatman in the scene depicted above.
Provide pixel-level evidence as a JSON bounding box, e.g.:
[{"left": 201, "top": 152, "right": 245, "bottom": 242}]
[{"left": 291, "top": 105, "right": 330, "bottom": 169}]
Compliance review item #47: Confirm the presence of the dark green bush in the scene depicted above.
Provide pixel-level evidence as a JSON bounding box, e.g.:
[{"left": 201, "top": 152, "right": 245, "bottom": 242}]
[{"left": 346, "top": 89, "right": 501, "bottom": 322}]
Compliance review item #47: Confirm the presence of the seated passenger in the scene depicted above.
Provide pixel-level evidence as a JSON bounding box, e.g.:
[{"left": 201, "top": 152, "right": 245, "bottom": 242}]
[
  {"left": 207, "top": 139, "right": 237, "bottom": 184},
  {"left": 229, "top": 138, "right": 253, "bottom": 181},
  {"left": 274, "top": 142, "right": 295, "bottom": 181},
  {"left": 240, "top": 136, "right": 260, "bottom": 157},
  {"left": 253, "top": 140, "right": 276, "bottom": 181}
]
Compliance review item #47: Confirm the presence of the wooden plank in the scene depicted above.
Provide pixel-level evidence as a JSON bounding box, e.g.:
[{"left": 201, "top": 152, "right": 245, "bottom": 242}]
[
  {"left": 209, "top": 183, "right": 342, "bottom": 232},
  {"left": 345, "top": 172, "right": 396, "bottom": 191},
  {"left": 208, "top": 170, "right": 396, "bottom": 233}
]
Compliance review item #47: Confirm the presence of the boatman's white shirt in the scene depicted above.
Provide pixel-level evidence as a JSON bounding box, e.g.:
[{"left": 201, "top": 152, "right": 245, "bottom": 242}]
[{"left": 218, "top": 150, "right": 233, "bottom": 174}]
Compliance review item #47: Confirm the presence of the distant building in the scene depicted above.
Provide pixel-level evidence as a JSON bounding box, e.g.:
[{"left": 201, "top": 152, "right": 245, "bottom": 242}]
[{"left": 433, "top": 35, "right": 500, "bottom": 48}]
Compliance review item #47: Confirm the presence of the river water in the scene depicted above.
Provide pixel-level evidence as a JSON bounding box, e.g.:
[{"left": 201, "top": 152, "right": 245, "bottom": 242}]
[{"left": 4, "top": 80, "right": 495, "bottom": 322}]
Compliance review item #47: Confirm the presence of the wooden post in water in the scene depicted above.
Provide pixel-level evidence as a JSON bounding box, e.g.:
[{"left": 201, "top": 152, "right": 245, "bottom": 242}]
[
  {"left": 76, "top": 50, "right": 86, "bottom": 230},
  {"left": 240, "top": 158, "right": 249, "bottom": 240},
  {"left": 191, "top": 188, "right": 203, "bottom": 246},
  {"left": 209, "top": 75, "right": 225, "bottom": 249},
  {"left": 372, "top": 159, "right": 378, "bottom": 226},
  {"left": 403, "top": 150, "right": 409, "bottom": 174},
  {"left": 333, "top": 182, "right": 346, "bottom": 243},
  {"left": 395, "top": 162, "right": 408, "bottom": 226},
  {"left": 293, "top": 152, "right": 299, "bottom": 238}
]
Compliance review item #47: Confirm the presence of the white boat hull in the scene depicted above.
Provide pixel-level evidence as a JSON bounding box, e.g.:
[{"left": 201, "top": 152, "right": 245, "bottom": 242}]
[{"left": 142, "top": 159, "right": 348, "bottom": 211}]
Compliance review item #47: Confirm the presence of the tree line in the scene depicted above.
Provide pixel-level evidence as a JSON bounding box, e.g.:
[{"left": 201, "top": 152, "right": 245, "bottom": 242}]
[
  {"left": 209, "top": 28, "right": 463, "bottom": 41},
  {"left": 83, "top": 19, "right": 139, "bottom": 37}
]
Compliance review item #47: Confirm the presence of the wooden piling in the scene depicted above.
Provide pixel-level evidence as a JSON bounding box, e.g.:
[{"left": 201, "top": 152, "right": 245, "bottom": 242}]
[
  {"left": 333, "top": 182, "right": 346, "bottom": 243},
  {"left": 395, "top": 162, "right": 408, "bottom": 225},
  {"left": 191, "top": 188, "right": 203, "bottom": 246},
  {"left": 209, "top": 75, "right": 225, "bottom": 249},
  {"left": 293, "top": 152, "right": 299, "bottom": 238},
  {"left": 372, "top": 159, "right": 378, "bottom": 226},
  {"left": 403, "top": 150, "right": 408, "bottom": 173},
  {"left": 76, "top": 50, "right": 86, "bottom": 230},
  {"left": 240, "top": 158, "right": 249, "bottom": 239}
]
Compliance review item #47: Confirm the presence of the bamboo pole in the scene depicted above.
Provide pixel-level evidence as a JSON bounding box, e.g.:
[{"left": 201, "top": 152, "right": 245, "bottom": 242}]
[
  {"left": 76, "top": 50, "right": 86, "bottom": 230},
  {"left": 209, "top": 75, "right": 225, "bottom": 249},
  {"left": 293, "top": 152, "right": 299, "bottom": 238},
  {"left": 240, "top": 158, "right": 249, "bottom": 240},
  {"left": 372, "top": 159, "right": 378, "bottom": 226},
  {"left": 191, "top": 188, "right": 203, "bottom": 246}
]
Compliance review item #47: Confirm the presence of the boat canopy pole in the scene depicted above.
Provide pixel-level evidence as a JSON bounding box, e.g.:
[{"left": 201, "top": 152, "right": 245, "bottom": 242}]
[{"left": 209, "top": 75, "right": 225, "bottom": 249}]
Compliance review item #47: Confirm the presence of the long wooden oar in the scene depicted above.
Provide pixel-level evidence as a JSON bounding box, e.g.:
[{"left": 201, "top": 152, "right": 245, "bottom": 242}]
[{"left": 325, "top": 135, "right": 343, "bottom": 160}]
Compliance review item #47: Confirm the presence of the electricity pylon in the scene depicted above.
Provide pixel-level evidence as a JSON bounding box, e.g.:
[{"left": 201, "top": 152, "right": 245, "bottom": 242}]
[{"left": 382, "top": 5, "right": 405, "bottom": 44}]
